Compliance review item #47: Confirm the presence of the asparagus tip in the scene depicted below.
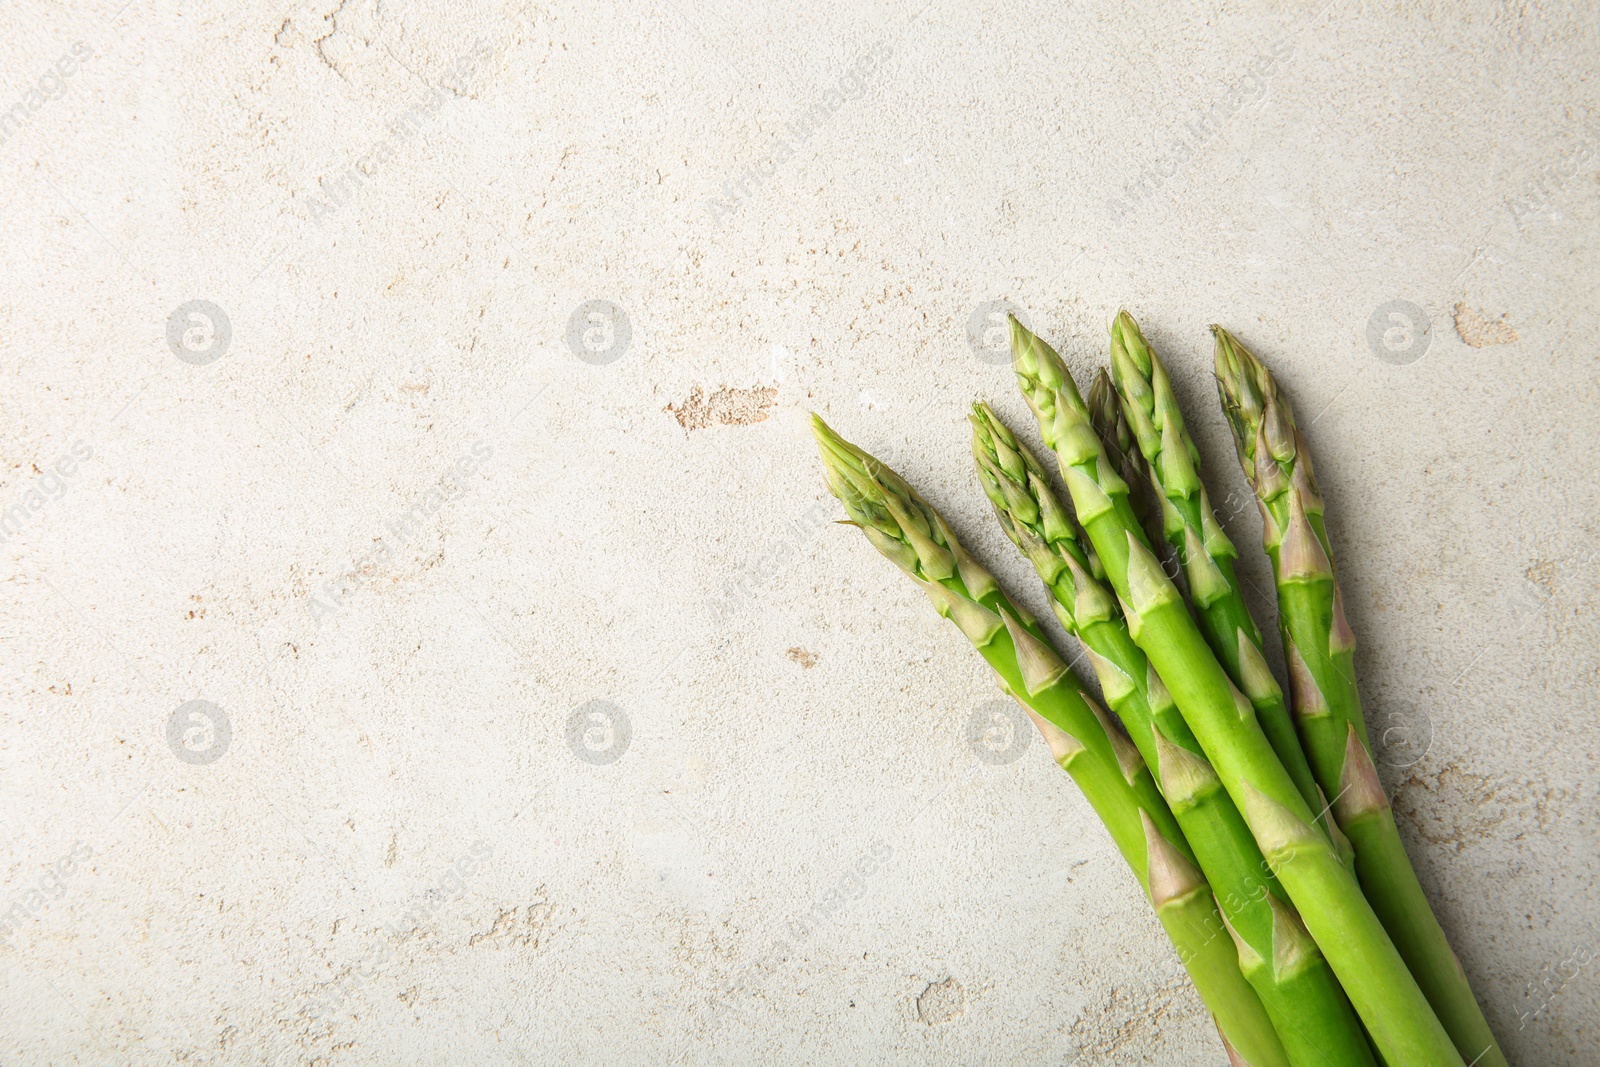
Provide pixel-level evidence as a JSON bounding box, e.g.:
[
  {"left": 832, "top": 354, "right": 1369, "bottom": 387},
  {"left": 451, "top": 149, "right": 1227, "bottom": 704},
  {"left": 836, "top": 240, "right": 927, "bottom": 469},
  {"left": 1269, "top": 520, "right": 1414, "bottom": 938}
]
[
  {"left": 1240, "top": 781, "right": 1323, "bottom": 863},
  {"left": 1141, "top": 809, "right": 1205, "bottom": 908},
  {"left": 1278, "top": 487, "right": 1333, "bottom": 582},
  {"left": 1334, "top": 723, "right": 1391, "bottom": 824},
  {"left": 1000, "top": 608, "right": 1067, "bottom": 696},
  {"left": 1266, "top": 892, "right": 1321, "bottom": 980},
  {"left": 1217, "top": 1027, "right": 1251, "bottom": 1067},
  {"left": 1284, "top": 636, "right": 1332, "bottom": 719},
  {"left": 922, "top": 580, "right": 1003, "bottom": 647},
  {"left": 1023, "top": 705, "right": 1087, "bottom": 767},
  {"left": 1151, "top": 725, "right": 1222, "bottom": 809}
]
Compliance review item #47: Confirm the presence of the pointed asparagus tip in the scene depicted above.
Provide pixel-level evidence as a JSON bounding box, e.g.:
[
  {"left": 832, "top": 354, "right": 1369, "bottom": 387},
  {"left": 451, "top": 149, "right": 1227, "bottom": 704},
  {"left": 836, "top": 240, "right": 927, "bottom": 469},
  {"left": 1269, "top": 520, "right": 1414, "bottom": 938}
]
[
  {"left": 970, "top": 399, "right": 1001, "bottom": 443},
  {"left": 1124, "top": 529, "right": 1180, "bottom": 614},
  {"left": 1217, "top": 905, "right": 1262, "bottom": 973},
  {"left": 810, "top": 412, "right": 843, "bottom": 462},
  {"left": 1329, "top": 583, "right": 1356, "bottom": 654},
  {"left": 1152, "top": 726, "right": 1222, "bottom": 809},
  {"left": 1140, "top": 810, "right": 1205, "bottom": 908},
  {"left": 1240, "top": 781, "right": 1322, "bottom": 864},
  {"left": 1024, "top": 705, "right": 1087, "bottom": 767},
  {"left": 1217, "top": 1025, "right": 1252, "bottom": 1067},
  {"left": 1000, "top": 608, "right": 1067, "bottom": 696},
  {"left": 1235, "top": 628, "right": 1283, "bottom": 706},
  {"left": 1211, "top": 325, "right": 1264, "bottom": 393},
  {"left": 812, "top": 419, "right": 897, "bottom": 535},
  {"left": 1266, "top": 892, "right": 1321, "bottom": 980},
  {"left": 1182, "top": 524, "right": 1232, "bottom": 607},
  {"left": 1007, "top": 311, "right": 1028, "bottom": 345},
  {"left": 1061, "top": 463, "right": 1115, "bottom": 523},
  {"left": 921, "top": 580, "right": 1004, "bottom": 648},
  {"left": 1317, "top": 784, "right": 1356, "bottom": 868},
  {"left": 1285, "top": 636, "right": 1331, "bottom": 719},
  {"left": 1083, "top": 647, "right": 1136, "bottom": 705},
  {"left": 810, "top": 414, "right": 862, "bottom": 467},
  {"left": 1083, "top": 690, "right": 1146, "bottom": 786},
  {"left": 1211, "top": 327, "right": 1269, "bottom": 485},
  {"left": 1110, "top": 309, "right": 1154, "bottom": 377},
  {"left": 1009, "top": 314, "right": 1064, "bottom": 389},
  {"left": 1086, "top": 369, "right": 1117, "bottom": 430},
  {"left": 1335, "top": 722, "right": 1390, "bottom": 823}
]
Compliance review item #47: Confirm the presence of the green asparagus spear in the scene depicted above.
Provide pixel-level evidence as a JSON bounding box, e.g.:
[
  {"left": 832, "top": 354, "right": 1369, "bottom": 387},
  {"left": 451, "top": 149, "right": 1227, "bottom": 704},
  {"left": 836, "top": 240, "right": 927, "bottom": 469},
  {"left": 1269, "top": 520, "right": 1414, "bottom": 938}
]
[
  {"left": 1086, "top": 370, "right": 1144, "bottom": 487},
  {"left": 971, "top": 402, "right": 1375, "bottom": 1067},
  {"left": 1086, "top": 371, "right": 1170, "bottom": 555},
  {"left": 1105, "top": 313, "right": 1323, "bottom": 821},
  {"left": 1212, "top": 326, "right": 1507, "bottom": 1067},
  {"left": 1009, "top": 317, "right": 1465, "bottom": 1066},
  {"left": 812, "top": 414, "right": 1288, "bottom": 1067}
]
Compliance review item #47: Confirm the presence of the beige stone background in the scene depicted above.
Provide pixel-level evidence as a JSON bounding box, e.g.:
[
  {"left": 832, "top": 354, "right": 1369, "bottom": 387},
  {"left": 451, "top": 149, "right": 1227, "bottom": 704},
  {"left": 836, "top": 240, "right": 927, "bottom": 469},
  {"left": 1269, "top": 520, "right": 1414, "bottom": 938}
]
[{"left": 1, "top": 0, "right": 1597, "bottom": 1063}]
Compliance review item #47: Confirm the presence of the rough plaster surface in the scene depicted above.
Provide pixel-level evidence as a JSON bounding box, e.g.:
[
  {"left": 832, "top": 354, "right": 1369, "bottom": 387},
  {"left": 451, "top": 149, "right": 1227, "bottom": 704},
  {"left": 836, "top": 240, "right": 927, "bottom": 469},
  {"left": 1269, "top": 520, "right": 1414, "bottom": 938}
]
[{"left": 1, "top": 1, "right": 1597, "bottom": 1064}]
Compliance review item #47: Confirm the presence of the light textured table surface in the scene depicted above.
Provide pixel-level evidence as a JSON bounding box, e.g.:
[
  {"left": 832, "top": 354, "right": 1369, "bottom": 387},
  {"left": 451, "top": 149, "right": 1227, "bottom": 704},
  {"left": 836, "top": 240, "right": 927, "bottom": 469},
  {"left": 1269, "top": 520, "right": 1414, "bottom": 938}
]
[{"left": 2, "top": 1, "right": 1597, "bottom": 1064}]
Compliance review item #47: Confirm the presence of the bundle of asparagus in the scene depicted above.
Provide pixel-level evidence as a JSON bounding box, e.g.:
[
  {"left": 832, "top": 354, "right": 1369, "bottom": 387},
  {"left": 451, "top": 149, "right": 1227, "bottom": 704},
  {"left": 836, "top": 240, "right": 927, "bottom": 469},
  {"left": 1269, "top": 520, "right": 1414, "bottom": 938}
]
[{"left": 811, "top": 312, "right": 1505, "bottom": 1067}]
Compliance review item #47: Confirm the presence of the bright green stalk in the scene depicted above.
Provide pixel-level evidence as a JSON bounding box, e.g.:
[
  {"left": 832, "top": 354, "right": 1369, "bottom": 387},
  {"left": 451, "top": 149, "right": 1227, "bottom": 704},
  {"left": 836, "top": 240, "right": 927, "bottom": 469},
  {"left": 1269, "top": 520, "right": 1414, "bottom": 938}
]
[
  {"left": 1010, "top": 318, "right": 1465, "bottom": 1067},
  {"left": 1106, "top": 312, "right": 1323, "bottom": 822},
  {"left": 1213, "top": 327, "right": 1506, "bottom": 1067},
  {"left": 812, "top": 415, "right": 1287, "bottom": 1067},
  {"left": 971, "top": 403, "right": 1374, "bottom": 1067}
]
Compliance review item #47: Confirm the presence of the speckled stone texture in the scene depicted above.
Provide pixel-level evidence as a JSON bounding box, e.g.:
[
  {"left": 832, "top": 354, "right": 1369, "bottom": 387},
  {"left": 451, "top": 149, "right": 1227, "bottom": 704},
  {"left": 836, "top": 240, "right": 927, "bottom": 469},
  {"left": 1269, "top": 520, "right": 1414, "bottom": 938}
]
[{"left": 1, "top": 1, "right": 1596, "bottom": 1064}]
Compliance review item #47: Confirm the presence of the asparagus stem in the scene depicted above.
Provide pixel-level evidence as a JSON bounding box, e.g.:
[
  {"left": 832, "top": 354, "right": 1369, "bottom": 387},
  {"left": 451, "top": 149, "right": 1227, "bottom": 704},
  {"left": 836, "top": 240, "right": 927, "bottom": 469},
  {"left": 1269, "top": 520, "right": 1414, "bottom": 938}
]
[
  {"left": 1212, "top": 327, "right": 1507, "bottom": 1067},
  {"left": 1010, "top": 318, "right": 1466, "bottom": 1067},
  {"left": 1105, "top": 312, "right": 1325, "bottom": 825},
  {"left": 972, "top": 403, "right": 1375, "bottom": 1067},
  {"left": 812, "top": 415, "right": 1288, "bottom": 1067}
]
